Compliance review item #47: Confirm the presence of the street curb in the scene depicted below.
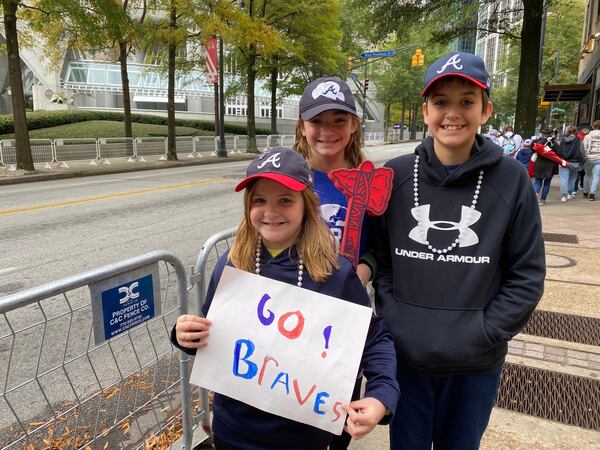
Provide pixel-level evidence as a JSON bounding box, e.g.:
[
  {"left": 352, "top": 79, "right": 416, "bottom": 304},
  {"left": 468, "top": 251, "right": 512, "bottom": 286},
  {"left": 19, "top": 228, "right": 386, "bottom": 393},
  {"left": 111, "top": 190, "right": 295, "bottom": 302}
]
[{"left": 0, "top": 153, "right": 257, "bottom": 186}]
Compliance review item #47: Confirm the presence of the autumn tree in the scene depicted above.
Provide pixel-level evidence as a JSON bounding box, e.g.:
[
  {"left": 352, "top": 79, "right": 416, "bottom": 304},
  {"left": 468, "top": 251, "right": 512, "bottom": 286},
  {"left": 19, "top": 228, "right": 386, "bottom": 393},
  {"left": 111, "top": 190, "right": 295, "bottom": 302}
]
[{"left": 28, "top": 0, "right": 147, "bottom": 156}]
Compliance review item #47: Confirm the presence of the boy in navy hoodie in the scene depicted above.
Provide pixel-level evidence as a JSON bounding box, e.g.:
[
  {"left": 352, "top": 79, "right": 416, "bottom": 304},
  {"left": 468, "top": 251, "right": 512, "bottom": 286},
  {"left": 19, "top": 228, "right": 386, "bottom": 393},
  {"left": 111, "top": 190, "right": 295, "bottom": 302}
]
[{"left": 368, "top": 52, "right": 545, "bottom": 450}]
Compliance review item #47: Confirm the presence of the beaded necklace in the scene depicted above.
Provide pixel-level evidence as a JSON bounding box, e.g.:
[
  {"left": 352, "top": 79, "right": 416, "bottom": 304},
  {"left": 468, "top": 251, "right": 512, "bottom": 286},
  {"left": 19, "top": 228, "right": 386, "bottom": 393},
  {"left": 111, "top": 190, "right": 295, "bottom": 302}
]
[
  {"left": 412, "top": 154, "right": 484, "bottom": 255},
  {"left": 255, "top": 235, "right": 304, "bottom": 287}
]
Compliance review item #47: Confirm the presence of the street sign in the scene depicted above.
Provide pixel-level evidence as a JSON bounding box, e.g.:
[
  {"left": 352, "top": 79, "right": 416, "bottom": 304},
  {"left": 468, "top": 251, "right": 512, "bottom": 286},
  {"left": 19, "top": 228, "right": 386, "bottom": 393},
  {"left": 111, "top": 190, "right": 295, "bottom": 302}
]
[
  {"left": 350, "top": 73, "right": 359, "bottom": 79},
  {"left": 360, "top": 50, "right": 397, "bottom": 59}
]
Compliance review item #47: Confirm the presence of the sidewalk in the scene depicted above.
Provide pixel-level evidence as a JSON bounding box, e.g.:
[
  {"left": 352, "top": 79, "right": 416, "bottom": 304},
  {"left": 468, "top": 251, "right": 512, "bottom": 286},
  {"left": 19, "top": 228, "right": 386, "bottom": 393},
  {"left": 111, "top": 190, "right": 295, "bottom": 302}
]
[{"left": 350, "top": 186, "right": 600, "bottom": 449}]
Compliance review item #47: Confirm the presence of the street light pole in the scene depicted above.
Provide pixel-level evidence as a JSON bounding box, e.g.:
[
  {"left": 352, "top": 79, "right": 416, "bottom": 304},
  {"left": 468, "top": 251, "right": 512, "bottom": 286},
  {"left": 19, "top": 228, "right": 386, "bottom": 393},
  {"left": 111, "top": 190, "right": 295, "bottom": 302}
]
[
  {"left": 217, "top": 37, "right": 227, "bottom": 157},
  {"left": 362, "top": 62, "right": 368, "bottom": 141}
]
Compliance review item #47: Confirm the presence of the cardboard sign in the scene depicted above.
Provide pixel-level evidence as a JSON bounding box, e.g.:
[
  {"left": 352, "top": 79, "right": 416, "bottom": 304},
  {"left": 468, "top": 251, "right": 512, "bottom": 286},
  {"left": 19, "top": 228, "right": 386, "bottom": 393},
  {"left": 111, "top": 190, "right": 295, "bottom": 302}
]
[
  {"left": 90, "top": 264, "right": 161, "bottom": 344},
  {"left": 189, "top": 266, "right": 372, "bottom": 435}
]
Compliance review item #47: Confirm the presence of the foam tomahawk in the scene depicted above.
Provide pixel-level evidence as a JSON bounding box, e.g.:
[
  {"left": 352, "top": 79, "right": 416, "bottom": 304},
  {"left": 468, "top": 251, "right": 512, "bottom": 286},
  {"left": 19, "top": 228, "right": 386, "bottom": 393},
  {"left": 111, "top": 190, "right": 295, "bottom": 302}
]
[{"left": 328, "top": 161, "right": 394, "bottom": 268}]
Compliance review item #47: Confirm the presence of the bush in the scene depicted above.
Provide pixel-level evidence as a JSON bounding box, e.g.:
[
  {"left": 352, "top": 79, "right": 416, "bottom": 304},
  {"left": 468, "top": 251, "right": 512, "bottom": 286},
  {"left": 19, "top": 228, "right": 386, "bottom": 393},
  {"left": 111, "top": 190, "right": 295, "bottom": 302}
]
[{"left": 0, "top": 110, "right": 271, "bottom": 135}]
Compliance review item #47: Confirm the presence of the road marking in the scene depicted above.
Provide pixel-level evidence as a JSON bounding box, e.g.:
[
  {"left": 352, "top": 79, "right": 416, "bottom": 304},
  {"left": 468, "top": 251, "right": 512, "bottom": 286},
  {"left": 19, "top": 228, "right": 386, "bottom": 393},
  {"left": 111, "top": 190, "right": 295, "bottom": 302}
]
[{"left": 0, "top": 178, "right": 227, "bottom": 217}]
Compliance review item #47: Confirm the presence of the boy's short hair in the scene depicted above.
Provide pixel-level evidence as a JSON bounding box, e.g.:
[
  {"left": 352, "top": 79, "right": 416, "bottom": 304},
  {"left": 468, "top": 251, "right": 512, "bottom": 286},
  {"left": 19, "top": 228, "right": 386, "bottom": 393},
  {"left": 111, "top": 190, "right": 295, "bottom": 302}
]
[
  {"left": 422, "top": 52, "right": 491, "bottom": 97},
  {"left": 423, "top": 76, "right": 490, "bottom": 113}
]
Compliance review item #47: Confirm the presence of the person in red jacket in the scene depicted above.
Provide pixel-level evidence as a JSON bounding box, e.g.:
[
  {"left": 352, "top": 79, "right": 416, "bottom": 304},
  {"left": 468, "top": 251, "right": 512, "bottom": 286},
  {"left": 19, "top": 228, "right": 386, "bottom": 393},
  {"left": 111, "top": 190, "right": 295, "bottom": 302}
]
[{"left": 530, "top": 130, "right": 569, "bottom": 205}]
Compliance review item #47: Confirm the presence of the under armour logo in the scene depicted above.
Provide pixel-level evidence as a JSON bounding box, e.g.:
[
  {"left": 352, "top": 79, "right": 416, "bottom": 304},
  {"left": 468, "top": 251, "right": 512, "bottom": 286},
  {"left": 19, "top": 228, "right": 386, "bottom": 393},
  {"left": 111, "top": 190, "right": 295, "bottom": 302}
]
[
  {"left": 409, "top": 205, "right": 481, "bottom": 247},
  {"left": 312, "top": 81, "right": 345, "bottom": 102},
  {"left": 437, "top": 54, "right": 463, "bottom": 74},
  {"left": 257, "top": 152, "right": 281, "bottom": 169},
  {"left": 118, "top": 281, "right": 140, "bottom": 305}
]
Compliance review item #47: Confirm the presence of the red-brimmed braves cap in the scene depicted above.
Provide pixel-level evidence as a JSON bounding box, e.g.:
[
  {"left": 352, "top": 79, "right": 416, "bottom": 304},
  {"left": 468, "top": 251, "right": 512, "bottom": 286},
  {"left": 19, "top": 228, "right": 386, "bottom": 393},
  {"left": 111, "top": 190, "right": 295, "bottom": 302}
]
[
  {"left": 235, "top": 147, "right": 314, "bottom": 192},
  {"left": 422, "top": 52, "right": 491, "bottom": 97}
]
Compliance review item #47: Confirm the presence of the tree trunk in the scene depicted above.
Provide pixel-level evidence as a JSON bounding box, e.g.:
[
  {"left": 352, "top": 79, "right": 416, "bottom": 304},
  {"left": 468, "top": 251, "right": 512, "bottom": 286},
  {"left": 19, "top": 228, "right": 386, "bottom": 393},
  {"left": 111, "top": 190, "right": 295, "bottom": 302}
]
[
  {"left": 246, "top": 45, "right": 258, "bottom": 153},
  {"left": 166, "top": 0, "right": 177, "bottom": 160},
  {"left": 514, "top": 0, "right": 544, "bottom": 137},
  {"left": 410, "top": 103, "right": 418, "bottom": 140},
  {"left": 384, "top": 103, "right": 390, "bottom": 142},
  {"left": 2, "top": 0, "right": 33, "bottom": 170},
  {"left": 400, "top": 102, "right": 405, "bottom": 141},
  {"left": 119, "top": 40, "right": 134, "bottom": 156},
  {"left": 270, "top": 65, "right": 278, "bottom": 134}
]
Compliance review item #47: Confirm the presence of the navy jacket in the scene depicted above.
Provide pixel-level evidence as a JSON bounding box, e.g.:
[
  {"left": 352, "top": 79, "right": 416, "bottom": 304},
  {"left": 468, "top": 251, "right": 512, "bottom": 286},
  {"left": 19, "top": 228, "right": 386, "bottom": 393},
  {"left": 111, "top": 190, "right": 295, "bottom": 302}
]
[
  {"left": 172, "top": 245, "right": 399, "bottom": 449},
  {"left": 368, "top": 135, "right": 545, "bottom": 374}
]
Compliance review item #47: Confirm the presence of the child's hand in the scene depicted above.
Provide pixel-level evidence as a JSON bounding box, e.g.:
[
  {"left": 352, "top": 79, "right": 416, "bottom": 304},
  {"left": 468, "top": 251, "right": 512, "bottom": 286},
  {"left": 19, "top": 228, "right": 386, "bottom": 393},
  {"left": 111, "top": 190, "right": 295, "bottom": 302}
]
[
  {"left": 175, "top": 314, "right": 211, "bottom": 349},
  {"left": 342, "top": 397, "right": 388, "bottom": 440},
  {"left": 356, "top": 263, "right": 372, "bottom": 287}
]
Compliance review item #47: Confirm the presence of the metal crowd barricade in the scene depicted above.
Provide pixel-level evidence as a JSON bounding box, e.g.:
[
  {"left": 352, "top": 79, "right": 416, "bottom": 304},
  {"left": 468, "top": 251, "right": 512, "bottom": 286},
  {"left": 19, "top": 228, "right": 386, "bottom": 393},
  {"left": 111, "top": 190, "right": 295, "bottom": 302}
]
[
  {"left": 135, "top": 137, "right": 167, "bottom": 160},
  {"left": 233, "top": 135, "right": 247, "bottom": 153},
  {"left": 54, "top": 138, "right": 99, "bottom": 166},
  {"left": 189, "top": 227, "right": 237, "bottom": 436},
  {"left": 0, "top": 139, "right": 54, "bottom": 167},
  {"left": 97, "top": 137, "right": 136, "bottom": 163},
  {"left": 265, "top": 134, "right": 286, "bottom": 149},
  {"left": 0, "top": 251, "right": 208, "bottom": 449},
  {"left": 193, "top": 136, "right": 218, "bottom": 155},
  {"left": 255, "top": 135, "right": 269, "bottom": 151},
  {"left": 175, "top": 136, "right": 197, "bottom": 158}
]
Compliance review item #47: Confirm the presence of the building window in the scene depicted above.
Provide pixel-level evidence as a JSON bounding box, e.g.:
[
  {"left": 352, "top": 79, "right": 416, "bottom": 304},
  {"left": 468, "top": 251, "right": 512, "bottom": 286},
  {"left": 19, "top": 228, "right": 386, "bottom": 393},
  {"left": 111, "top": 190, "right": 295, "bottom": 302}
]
[
  {"left": 259, "top": 101, "right": 283, "bottom": 118},
  {"left": 226, "top": 98, "right": 247, "bottom": 116}
]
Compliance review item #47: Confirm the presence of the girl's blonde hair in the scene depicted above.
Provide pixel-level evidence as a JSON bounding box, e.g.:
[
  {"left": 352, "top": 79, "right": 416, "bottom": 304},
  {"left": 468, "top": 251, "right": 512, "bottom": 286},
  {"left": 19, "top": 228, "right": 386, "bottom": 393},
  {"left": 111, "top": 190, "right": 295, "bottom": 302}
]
[
  {"left": 293, "top": 116, "right": 365, "bottom": 169},
  {"left": 229, "top": 181, "right": 339, "bottom": 282}
]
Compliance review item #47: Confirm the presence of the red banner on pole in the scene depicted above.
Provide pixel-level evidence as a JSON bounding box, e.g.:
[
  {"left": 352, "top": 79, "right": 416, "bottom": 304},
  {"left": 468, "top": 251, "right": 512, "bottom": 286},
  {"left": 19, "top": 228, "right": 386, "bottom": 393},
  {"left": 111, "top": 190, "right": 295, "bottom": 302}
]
[{"left": 204, "top": 36, "right": 218, "bottom": 84}]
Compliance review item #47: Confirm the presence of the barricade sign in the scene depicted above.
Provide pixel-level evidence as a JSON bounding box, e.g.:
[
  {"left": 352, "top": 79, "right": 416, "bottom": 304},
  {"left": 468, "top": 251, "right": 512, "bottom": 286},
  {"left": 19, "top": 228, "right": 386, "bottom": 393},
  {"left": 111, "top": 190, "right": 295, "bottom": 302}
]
[
  {"left": 189, "top": 266, "right": 371, "bottom": 435},
  {"left": 90, "top": 263, "right": 162, "bottom": 344}
]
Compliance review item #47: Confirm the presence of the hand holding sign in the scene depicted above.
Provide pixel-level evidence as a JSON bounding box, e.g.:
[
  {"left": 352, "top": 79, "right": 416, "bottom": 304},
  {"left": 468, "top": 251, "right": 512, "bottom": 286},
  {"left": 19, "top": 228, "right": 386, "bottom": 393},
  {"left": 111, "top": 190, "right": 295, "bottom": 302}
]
[
  {"left": 328, "top": 161, "right": 394, "bottom": 268},
  {"left": 175, "top": 315, "right": 211, "bottom": 349}
]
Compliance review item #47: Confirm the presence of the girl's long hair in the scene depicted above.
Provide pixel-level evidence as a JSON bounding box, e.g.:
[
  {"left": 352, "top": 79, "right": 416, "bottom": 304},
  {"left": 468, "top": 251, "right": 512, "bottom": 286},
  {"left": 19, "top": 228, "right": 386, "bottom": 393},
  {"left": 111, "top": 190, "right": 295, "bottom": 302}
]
[
  {"left": 229, "top": 182, "right": 339, "bottom": 282},
  {"left": 293, "top": 116, "right": 365, "bottom": 169}
]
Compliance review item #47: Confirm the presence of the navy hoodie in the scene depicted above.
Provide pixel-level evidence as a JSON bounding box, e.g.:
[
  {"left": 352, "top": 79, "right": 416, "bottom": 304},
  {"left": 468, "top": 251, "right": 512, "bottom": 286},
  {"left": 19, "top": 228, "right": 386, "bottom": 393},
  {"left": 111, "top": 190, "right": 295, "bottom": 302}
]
[
  {"left": 369, "top": 135, "right": 545, "bottom": 374},
  {"left": 172, "top": 245, "right": 399, "bottom": 449}
]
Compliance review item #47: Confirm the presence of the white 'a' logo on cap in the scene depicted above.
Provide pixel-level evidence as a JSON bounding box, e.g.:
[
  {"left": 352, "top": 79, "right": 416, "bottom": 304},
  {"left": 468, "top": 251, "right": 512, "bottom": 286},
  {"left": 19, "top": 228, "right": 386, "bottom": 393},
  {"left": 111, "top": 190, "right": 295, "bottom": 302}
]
[
  {"left": 437, "top": 54, "right": 463, "bottom": 74},
  {"left": 257, "top": 152, "right": 281, "bottom": 169},
  {"left": 312, "top": 81, "right": 345, "bottom": 101}
]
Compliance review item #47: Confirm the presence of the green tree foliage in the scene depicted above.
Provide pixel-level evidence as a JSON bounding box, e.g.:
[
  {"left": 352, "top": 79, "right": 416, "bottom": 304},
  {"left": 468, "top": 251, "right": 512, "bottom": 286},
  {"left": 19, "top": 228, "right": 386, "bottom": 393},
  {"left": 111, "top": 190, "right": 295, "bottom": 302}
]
[{"left": 351, "top": 0, "right": 556, "bottom": 136}]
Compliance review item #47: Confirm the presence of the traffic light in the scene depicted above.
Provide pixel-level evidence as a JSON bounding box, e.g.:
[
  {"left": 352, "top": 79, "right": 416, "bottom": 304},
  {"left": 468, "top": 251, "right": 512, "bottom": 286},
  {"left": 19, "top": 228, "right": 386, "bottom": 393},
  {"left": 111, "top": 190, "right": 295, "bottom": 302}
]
[
  {"left": 364, "top": 79, "right": 369, "bottom": 90},
  {"left": 540, "top": 98, "right": 550, "bottom": 107},
  {"left": 347, "top": 56, "right": 353, "bottom": 71},
  {"left": 412, "top": 48, "right": 424, "bottom": 67}
]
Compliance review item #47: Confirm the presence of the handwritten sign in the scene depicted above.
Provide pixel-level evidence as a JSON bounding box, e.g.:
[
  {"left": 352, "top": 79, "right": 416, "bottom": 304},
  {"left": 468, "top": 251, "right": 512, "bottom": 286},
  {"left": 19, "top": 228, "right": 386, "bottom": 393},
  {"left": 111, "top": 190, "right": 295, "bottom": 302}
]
[{"left": 189, "top": 266, "right": 372, "bottom": 435}]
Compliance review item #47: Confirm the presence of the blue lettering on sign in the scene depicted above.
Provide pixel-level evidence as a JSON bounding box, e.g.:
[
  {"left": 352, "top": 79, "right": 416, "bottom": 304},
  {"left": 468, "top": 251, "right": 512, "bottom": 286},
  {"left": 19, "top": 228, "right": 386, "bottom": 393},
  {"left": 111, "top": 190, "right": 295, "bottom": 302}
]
[
  {"left": 233, "top": 339, "right": 258, "bottom": 379},
  {"left": 102, "top": 274, "right": 155, "bottom": 340},
  {"left": 313, "top": 391, "right": 330, "bottom": 415},
  {"left": 257, "top": 293, "right": 275, "bottom": 326},
  {"left": 270, "top": 371, "right": 290, "bottom": 394}
]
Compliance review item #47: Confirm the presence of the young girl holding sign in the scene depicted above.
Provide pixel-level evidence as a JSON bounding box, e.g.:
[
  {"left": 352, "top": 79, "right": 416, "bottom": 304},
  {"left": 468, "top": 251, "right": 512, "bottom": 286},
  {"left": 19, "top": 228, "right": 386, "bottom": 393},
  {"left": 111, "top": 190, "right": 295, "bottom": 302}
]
[{"left": 173, "top": 147, "right": 398, "bottom": 450}]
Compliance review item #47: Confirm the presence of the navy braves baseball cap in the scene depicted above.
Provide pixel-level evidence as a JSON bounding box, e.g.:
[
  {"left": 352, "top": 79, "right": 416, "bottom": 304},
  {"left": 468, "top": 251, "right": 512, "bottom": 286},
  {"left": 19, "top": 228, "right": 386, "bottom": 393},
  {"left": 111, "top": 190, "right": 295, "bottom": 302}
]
[
  {"left": 299, "top": 76, "right": 358, "bottom": 120},
  {"left": 235, "top": 147, "right": 314, "bottom": 192},
  {"left": 422, "top": 52, "right": 491, "bottom": 97}
]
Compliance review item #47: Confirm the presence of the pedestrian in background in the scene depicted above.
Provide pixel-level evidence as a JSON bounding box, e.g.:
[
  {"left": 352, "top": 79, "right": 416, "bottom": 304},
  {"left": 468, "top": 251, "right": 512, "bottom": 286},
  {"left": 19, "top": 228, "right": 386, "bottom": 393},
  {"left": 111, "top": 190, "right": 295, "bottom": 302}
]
[
  {"left": 556, "top": 126, "right": 585, "bottom": 202},
  {"left": 532, "top": 129, "right": 569, "bottom": 205},
  {"left": 515, "top": 138, "right": 533, "bottom": 169},
  {"left": 583, "top": 119, "right": 600, "bottom": 201}
]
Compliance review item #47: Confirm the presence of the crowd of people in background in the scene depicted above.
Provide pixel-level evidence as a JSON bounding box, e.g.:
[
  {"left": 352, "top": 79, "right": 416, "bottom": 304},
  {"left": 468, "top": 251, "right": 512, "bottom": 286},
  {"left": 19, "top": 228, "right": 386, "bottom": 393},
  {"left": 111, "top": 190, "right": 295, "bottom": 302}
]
[{"left": 485, "top": 121, "right": 600, "bottom": 205}]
